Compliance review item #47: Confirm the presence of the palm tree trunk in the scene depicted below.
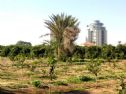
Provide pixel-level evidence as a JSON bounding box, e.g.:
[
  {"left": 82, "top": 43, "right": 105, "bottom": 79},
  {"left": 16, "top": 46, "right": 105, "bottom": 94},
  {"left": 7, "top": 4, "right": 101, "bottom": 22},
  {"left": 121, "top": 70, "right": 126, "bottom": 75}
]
[{"left": 57, "top": 46, "right": 62, "bottom": 61}]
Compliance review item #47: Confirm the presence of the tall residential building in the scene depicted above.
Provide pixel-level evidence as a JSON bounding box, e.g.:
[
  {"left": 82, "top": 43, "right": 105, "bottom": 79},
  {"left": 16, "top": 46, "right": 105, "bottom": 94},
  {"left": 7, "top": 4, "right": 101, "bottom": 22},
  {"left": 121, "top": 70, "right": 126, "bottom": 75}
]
[{"left": 87, "top": 20, "right": 107, "bottom": 46}]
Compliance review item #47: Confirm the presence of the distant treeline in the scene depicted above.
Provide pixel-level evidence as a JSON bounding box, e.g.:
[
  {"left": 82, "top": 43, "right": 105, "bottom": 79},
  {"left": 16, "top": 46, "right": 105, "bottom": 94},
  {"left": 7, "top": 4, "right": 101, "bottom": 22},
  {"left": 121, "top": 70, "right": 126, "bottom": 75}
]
[{"left": 0, "top": 43, "right": 126, "bottom": 61}]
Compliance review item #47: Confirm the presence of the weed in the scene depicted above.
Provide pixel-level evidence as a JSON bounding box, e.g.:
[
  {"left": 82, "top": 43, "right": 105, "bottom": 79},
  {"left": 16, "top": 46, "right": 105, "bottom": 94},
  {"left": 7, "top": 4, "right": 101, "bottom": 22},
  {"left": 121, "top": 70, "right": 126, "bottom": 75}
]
[{"left": 32, "top": 80, "right": 41, "bottom": 88}]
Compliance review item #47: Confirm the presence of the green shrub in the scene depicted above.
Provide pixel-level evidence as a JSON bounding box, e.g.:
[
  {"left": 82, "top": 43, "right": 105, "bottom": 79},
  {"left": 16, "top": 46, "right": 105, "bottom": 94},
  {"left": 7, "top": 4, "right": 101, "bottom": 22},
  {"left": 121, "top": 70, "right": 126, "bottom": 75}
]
[
  {"left": 32, "top": 80, "right": 41, "bottom": 88},
  {"left": 79, "top": 76, "right": 95, "bottom": 82}
]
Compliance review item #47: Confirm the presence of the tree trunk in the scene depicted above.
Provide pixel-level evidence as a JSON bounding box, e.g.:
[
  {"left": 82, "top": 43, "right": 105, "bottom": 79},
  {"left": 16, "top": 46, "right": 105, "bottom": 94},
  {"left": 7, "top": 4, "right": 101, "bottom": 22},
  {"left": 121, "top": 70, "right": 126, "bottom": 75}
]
[{"left": 57, "top": 46, "right": 62, "bottom": 61}]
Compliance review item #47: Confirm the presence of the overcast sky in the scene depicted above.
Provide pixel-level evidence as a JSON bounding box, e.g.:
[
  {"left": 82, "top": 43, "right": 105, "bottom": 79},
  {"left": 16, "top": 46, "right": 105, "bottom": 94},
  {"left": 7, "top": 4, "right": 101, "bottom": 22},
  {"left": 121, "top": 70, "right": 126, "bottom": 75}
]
[{"left": 0, "top": 0, "right": 126, "bottom": 46}]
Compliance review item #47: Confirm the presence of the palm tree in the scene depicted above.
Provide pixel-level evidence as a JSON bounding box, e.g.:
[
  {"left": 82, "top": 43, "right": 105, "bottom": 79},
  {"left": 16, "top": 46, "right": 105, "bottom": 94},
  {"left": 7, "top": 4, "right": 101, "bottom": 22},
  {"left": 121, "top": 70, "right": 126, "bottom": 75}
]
[{"left": 45, "top": 13, "right": 80, "bottom": 61}]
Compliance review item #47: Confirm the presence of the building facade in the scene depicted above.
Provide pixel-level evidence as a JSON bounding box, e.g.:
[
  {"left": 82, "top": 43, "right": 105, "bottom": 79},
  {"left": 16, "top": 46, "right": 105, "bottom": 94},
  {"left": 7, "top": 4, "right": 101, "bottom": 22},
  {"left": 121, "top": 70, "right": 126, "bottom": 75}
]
[{"left": 87, "top": 20, "right": 107, "bottom": 46}]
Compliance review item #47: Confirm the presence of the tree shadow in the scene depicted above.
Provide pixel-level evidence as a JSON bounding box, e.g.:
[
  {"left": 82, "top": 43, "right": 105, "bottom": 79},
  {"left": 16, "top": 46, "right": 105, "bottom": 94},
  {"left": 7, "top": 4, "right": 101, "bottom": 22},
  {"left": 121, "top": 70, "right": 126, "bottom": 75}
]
[
  {"left": 63, "top": 90, "right": 90, "bottom": 94},
  {"left": 0, "top": 87, "right": 15, "bottom": 94},
  {"left": 53, "top": 90, "right": 90, "bottom": 94}
]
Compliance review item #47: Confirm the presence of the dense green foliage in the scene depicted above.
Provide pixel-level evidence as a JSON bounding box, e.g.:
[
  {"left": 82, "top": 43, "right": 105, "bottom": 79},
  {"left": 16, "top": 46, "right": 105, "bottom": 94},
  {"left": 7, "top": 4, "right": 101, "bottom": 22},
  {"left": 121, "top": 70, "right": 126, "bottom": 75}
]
[
  {"left": 0, "top": 44, "right": 126, "bottom": 61},
  {"left": 0, "top": 44, "right": 52, "bottom": 59}
]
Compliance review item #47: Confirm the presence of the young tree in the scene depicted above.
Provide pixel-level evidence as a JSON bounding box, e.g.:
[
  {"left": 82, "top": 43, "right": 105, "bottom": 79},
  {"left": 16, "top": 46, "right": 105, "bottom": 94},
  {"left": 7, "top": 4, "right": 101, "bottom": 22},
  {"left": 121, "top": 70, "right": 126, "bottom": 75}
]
[
  {"left": 87, "top": 59, "right": 101, "bottom": 77},
  {"left": 14, "top": 54, "right": 25, "bottom": 69},
  {"left": 48, "top": 57, "right": 57, "bottom": 80},
  {"left": 14, "top": 54, "right": 25, "bottom": 85},
  {"left": 86, "top": 59, "right": 102, "bottom": 87}
]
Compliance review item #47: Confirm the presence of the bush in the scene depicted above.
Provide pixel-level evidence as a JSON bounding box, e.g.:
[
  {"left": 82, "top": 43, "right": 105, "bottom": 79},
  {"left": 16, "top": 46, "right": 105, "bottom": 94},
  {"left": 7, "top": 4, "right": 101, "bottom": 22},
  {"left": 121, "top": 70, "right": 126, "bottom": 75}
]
[
  {"left": 79, "top": 76, "right": 95, "bottom": 82},
  {"left": 32, "top": 80, "right": 41, "bottom": 88}
]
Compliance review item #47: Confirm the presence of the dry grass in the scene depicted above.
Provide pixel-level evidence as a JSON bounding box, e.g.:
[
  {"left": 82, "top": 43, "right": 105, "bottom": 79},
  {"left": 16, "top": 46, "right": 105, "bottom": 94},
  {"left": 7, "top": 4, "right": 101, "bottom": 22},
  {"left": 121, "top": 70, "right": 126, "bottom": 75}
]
[{"left": 0, "top": 57, "right": 126, "bottom": 94}]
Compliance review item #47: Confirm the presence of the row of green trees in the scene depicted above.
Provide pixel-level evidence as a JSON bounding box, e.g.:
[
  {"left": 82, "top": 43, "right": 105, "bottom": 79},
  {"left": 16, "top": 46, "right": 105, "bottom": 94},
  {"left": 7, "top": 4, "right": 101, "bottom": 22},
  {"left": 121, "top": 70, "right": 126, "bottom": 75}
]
[
  {"left": 0, "top": 44, "right": 47, "bottom": 60},
  {"left": 73, "top": 44, "right": 126, "bottom": 60},
  {"left": 0, "top": 44, "right": 125, "bottom": 61}
]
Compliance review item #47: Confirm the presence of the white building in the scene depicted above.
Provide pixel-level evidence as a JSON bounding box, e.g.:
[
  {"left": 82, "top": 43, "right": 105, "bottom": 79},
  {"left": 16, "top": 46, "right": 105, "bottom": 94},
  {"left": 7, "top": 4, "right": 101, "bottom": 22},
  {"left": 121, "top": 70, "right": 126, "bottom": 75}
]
[{"left": 87, "top": 20, "right": 107, "bottom": 46}]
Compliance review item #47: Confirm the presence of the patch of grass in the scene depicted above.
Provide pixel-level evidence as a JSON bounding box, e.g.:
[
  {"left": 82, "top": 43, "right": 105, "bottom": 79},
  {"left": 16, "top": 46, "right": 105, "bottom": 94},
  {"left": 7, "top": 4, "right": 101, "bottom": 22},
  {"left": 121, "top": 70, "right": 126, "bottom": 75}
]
[
  {"left": 98, "top": 68, "right": 126, "bottom": 81},
  {"left": 67, "top": 76, "right": 81, "bottom": 84},
  {"left": 25, "top": 71, "right": 34, "bottom": 77},
  {"left": 31, "top": 75, "right": 57, "bottom": 80},
  {"left": 12, "top": 63, "right": 27, "bottom": 68},
  {"left": 74, "top": 61, "right": 85, "bottom": 65},
  {"left": 0, "top": 72, "right": 17, "bottom": 80},
  {"left": 72, "top": 87, "right": 85, "bottom": 91},
  {"left": 62, "top": 66, "right": 69, "bottom": 72},
  {"left": 37, "top": 75, "right": 49, "bottom": 79},
  {"left": 115, "top": 73, "right": 126, "bottom": 79},
  {"left": 52, "top": 81, "right": 68, "bottom": 86},
  {"left": 7, "top": 84, "right": 28, "bottom": 89},
  {"left": 98, "top": 74, "right": 119, "bottom": 80},
  {"left": 67, "top": 76, "right": 95, "bottom": 84}
]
